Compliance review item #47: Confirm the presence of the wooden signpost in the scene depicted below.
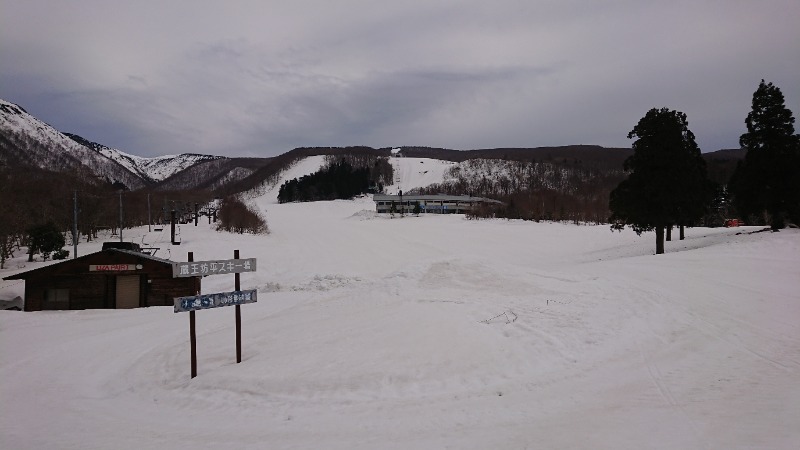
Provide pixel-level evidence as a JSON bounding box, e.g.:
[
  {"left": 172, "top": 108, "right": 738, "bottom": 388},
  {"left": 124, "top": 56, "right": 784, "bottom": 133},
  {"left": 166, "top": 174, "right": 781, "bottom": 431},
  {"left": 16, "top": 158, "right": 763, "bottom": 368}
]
[{"left": 174, "top": 250, "right": 256, "bottom": 379}]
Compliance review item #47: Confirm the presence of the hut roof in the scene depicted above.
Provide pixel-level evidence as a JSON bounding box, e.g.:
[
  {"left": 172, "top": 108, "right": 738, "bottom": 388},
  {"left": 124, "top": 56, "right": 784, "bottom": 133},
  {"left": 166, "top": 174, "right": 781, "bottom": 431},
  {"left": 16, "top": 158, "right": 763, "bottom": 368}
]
[{"left": 3, "top": 248, "right": 175, "bottom": 281}]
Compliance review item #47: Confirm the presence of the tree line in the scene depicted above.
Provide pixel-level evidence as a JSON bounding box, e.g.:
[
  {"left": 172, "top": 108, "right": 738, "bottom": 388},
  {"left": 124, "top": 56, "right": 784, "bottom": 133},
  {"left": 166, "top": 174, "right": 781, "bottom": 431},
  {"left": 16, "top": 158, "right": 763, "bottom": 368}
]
[
  {"left": 412, "top": 158, "right": 625, "bottom": 224},
  {"left": 0, "top": 164, "right": 215, "bottom": 267}
]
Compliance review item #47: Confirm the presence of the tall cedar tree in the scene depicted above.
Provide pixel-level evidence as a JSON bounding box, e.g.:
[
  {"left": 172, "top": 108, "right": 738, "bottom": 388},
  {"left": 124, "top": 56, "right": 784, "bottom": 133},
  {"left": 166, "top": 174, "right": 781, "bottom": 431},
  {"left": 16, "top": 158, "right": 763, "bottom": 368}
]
[
  {"left": 729, "top": 80, "right": 800, "bottom": 229},
  {"left": 610, "top": 108, "right": 713, "bottom": 254}
]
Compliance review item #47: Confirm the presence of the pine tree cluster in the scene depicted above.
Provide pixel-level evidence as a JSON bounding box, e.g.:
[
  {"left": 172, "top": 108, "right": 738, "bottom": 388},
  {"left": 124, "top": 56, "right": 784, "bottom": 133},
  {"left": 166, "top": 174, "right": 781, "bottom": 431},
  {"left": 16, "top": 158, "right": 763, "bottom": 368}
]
[{"left": 277, "top": 160, "right": 371, "bottom": 203}]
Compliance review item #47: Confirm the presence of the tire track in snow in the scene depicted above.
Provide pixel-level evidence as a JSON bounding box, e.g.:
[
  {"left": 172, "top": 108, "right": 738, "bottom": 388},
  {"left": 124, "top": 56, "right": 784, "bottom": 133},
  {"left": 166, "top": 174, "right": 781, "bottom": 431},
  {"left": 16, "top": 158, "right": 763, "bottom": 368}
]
[
  {"left": 684, "top": 310, "right": 800, "bottom": 372},
  {"left": 636, "top": 339, "right": 676, "bottom": 406},
  {"left": 610, "top": 281, "right": 710, "bottom": 449},
  {"left": 635, "top": 280, "right": 799, "bottom": 373},
  {"left": 636, "top": 337, "right": 709, "bottom": 449}
]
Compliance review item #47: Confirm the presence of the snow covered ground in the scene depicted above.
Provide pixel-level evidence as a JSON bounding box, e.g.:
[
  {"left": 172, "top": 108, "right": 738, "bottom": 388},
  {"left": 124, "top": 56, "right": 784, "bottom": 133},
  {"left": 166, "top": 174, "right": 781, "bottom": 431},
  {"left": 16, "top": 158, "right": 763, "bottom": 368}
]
[{"left": 1, "top": 158, "right": 799, "bottom": 449}]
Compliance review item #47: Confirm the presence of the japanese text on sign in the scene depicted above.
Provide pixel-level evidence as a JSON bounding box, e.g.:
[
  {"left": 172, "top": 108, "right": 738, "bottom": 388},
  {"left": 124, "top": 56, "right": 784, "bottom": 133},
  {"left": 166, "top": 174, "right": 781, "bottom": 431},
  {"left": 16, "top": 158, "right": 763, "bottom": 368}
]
[
  {"left": 172, "top": 258, "right": 257, "bottom": 278},
  {"left": 174, "top": 289, "right": 258, "bottom": 313}
]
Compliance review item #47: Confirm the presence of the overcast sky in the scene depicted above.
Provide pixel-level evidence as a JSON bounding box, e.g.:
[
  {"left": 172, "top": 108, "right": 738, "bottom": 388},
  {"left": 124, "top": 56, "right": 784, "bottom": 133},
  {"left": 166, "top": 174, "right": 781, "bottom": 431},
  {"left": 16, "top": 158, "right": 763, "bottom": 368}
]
[{"left": 2, "top": 1, "right": 799, "bottom": 157}]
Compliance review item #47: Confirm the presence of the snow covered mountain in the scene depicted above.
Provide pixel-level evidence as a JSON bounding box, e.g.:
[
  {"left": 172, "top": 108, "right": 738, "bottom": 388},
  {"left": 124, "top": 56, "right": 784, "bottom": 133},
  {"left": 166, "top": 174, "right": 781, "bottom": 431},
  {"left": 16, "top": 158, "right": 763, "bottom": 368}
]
[
  {"left": 65, "top": 133, "right": 223, "bottom": 183},
  {"left": 0, "top": 99, "right": 148, "bottom": 189},
  {"left": 0, "top": 98, "right": 224, "bottom": 188}
]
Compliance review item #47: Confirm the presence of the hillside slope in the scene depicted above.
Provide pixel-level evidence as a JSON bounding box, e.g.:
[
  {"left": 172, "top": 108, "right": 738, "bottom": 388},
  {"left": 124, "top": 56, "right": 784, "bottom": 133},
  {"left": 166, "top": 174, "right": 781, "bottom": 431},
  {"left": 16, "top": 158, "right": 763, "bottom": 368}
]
[{"left": 1, "top": 193, "right": 797, "bottom": 449}]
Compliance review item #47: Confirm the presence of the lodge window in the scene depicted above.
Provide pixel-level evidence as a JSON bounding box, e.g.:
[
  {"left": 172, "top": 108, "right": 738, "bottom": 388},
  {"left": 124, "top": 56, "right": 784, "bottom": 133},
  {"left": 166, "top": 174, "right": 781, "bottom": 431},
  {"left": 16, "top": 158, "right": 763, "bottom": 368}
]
[{"left": 44, "top": 288, "right": 69, "bottom": 309}]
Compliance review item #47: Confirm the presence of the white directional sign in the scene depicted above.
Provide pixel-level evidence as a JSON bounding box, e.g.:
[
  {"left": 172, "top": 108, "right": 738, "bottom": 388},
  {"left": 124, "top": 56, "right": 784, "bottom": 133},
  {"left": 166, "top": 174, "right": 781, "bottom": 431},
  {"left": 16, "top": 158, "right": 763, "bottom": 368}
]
[
  {"left": 172, "top": 258, "right": 257, "bottom": 278},
  {"left": 174, "top": 289, "right": 258, "bottom": 313}
]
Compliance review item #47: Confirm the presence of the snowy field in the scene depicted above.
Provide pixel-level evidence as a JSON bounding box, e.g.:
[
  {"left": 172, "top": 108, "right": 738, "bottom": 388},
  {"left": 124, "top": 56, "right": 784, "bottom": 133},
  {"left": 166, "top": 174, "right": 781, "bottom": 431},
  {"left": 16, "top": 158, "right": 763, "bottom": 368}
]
[{"left": 1, "top": 158, "right": 799, "bottom": 449}]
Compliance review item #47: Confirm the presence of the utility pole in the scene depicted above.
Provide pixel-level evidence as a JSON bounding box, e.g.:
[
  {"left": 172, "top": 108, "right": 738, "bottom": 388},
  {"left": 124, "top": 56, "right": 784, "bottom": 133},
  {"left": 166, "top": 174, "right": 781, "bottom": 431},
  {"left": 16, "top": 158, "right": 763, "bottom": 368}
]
[
  {"left": 171, "top": 210, "right": 177, "bottom": 244},
  {"left": 147, "top": 193, "right": 152, "bottom": 232},
  {"left": 119, "top": 191, "right": 123, "bottom": 242},
  {"left": 73, "top": 190, "right": 78, "bottom": 259}
]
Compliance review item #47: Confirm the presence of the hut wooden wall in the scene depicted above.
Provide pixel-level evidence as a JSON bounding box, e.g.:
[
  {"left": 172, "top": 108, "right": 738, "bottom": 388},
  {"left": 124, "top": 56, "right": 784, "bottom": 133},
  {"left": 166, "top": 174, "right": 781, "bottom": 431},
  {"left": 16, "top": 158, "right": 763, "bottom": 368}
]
[{"left": 15, "top": 250, "right": 200, "bottom": 311}]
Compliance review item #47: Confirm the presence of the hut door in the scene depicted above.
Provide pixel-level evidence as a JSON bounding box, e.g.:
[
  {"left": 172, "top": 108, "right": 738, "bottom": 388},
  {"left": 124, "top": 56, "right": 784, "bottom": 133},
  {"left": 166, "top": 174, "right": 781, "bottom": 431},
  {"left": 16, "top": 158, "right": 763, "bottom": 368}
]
[{"left": 116, "top": 275, "right": 140, "bottom": 309}]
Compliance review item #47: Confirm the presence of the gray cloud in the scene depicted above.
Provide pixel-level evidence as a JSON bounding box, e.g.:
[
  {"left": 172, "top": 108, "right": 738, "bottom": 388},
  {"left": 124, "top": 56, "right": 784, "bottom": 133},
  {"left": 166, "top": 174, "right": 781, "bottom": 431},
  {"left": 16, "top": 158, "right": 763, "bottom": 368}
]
[{"left": 2, "top": 0, "right": 799, "bottom": 157}]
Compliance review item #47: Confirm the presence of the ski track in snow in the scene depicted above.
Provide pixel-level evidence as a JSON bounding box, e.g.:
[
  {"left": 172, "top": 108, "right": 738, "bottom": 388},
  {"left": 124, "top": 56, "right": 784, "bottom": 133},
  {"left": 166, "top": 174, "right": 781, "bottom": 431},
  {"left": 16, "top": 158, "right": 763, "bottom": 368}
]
[{"left": 1, "top": 156, "right": 799, "bottom": 449}]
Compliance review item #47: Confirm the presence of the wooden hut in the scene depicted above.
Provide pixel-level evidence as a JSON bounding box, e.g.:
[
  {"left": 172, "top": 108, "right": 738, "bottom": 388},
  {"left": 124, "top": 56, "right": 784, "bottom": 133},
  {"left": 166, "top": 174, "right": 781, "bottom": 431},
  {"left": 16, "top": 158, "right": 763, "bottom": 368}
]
[{"left": 3, "top": 247, "right": 200, "bottom": 311}]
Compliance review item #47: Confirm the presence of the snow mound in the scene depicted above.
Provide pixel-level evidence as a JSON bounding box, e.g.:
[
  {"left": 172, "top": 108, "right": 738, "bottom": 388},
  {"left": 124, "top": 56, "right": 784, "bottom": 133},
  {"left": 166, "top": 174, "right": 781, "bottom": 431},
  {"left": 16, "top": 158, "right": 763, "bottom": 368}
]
[{"left": 347, "top": 209, "right": 381, "bottom": 220}]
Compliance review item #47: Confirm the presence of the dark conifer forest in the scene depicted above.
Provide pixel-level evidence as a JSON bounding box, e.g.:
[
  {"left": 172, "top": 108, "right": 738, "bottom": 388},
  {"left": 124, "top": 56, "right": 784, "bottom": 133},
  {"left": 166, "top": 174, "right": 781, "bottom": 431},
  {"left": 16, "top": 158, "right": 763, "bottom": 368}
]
[{"left": 277, "top": 159, "right": 372, "bottom": 203}]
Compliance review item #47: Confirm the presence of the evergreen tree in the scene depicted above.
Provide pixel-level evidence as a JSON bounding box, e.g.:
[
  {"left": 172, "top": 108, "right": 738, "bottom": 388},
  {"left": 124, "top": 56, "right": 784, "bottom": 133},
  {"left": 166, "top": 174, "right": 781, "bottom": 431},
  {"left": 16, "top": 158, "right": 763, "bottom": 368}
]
[
  {"left": 729, "top": 80, "right": 800, "bottom": 229},
  {"left": 610, "top": 108, "right": 713, "bottom": 254},
  {"left": 26, "top": 222, "right": 66, "bottom": 261}
]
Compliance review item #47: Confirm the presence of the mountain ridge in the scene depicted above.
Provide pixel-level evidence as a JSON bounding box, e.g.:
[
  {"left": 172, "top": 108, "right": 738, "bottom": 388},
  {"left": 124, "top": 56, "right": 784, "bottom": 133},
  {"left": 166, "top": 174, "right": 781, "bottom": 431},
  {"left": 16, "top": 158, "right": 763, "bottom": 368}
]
[
  {"left": 1, "top": 98, "right": 231, "bottom": 189},
  {"left": 1, "top": 99, "right": 147, "bottom": 189},
  {"left": 64, "top": 132, "right": 225, "bottom": 183},
  {"left": 1, "top": 98, "right": 745, "bottom": 194}
]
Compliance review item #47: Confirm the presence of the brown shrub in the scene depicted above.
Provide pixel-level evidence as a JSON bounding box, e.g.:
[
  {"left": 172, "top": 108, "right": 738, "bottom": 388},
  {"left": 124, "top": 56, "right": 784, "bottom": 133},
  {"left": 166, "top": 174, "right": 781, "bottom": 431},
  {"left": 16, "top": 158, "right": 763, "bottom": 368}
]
[{"left": 216, "top": 197, "right": 269, "bottom": 234}]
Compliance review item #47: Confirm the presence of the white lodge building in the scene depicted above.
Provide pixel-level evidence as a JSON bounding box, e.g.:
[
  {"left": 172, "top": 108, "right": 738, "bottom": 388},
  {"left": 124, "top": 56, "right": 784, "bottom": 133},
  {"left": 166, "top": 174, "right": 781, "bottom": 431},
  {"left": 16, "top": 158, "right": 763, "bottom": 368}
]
[{"left": 373, "top": 194, "right": 501, "bottom": 214}]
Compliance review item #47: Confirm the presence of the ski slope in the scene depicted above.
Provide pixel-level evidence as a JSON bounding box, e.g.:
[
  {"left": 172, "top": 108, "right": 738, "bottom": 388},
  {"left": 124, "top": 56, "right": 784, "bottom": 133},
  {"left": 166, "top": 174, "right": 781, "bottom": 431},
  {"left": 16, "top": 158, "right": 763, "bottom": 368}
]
[
  {"left": 1, "top": 157, "right": 799, "bottom": 449},
  {"left": 384, "top": 157, "right": 455, "bottom": 195}
]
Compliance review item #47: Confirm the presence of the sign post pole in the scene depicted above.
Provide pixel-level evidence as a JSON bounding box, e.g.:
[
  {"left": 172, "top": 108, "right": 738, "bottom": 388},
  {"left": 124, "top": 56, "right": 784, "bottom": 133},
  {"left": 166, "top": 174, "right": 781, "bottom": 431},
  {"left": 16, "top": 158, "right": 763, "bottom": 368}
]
[
  {"left": 190, "top": 309, "right": 197, "bottom": 378},
  {"left": 174, "top": 252, "right": 257, "bottom": 379},
  {"left": 188, "top": 252, "right": 197, "bottom": 379},
  {"left": 234, "top": 249, "right": 242, "bottom": 364}
]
